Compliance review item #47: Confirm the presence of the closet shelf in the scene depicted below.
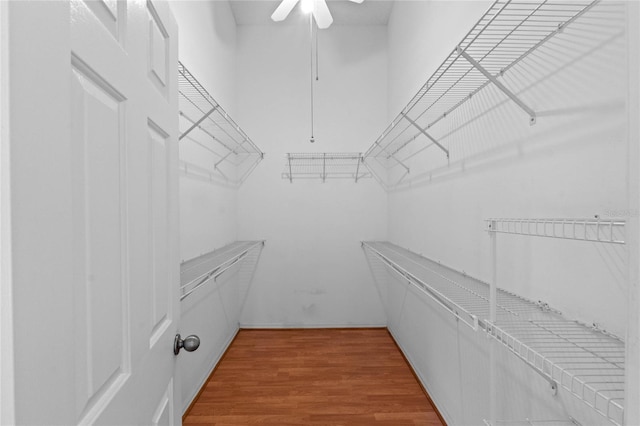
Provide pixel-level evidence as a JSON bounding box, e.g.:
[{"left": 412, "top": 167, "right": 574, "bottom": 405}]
[
  {"left": 362, "top": 241, "right": 572, "bottom": 329},
  {"left": 180, "top": 241, "right": 265, "bottom": 301},
  {"left": 486, "top": 320, "right": 624, "bottom": 426},
  {"left": 363, "top": 0, "right": 598, "bottom": 170},
  {"left": 486, "top": 216, "right": 627, "bottom": 425},
  {"left": 282, "top": 153, "right": 371, "bottom": 183},
  {"left": 486, "top": 218, "right": 625, "bottom": 244},
  {"left": 178, "top": 62, "right": 263, "bottom": 186},
  {"left": 362, "top": 241, "right": 625, "bottom": 426}
]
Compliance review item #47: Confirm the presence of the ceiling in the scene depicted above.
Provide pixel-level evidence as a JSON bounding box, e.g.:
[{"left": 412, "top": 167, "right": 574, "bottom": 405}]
[{"left": 229, "top": 0, "right": 395, "bottom": 26}]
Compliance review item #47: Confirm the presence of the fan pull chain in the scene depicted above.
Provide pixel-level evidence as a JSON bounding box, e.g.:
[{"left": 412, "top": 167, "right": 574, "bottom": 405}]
[{"left": 309, "top": 13, "right": 315, "bottom": 143}]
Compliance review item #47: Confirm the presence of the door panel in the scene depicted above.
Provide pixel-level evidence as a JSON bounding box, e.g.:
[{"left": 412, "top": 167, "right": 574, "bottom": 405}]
[
  {"left": 7, "top": 0, "right": 180, "bottom": 424},
  {"left": 70, "top": 65, "right": 128, "bottom": 419},
  {"left": 147, "top": 1, "right": 170, "bottom": 97},
  {"left": 149, "top": 121, "right": 172, "bottom": 348}
]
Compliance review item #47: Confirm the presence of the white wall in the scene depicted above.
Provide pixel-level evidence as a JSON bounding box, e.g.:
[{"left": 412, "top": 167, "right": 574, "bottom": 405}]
[
  {"left": 170, "top": 1, "right": 244, "bottom": 414},
  {"left": 236, "top": 22, "right": 388, "bottom": 327},
  {"left": 171, "top": 0, "right": 238, "bottom": 262},
  {"left": 387, "top": 0, "right": 491, "bottom": 120},
  {"left": 384, "top": 1, "right": 628, "bottom": 424}
]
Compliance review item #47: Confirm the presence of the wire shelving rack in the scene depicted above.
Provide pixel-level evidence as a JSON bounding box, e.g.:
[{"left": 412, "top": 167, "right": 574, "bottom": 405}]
[
  {"left": 486, "top": 218, "right": 626, "bottom": 245},
  {"left": 178, "top": 62, "right": 263, "bottom": 186},
  {"left": 282, "top": 152, "right": 371, "bottom": 183},
  {"left": 180, "top": 241, "right": 265, "bottom": 301},
  {"left": 485, "top": 217, "right": 626, "bottom": 425},
  {"left": 362, "top": 236, "right": 626, "bottom": 425},
  {"left": 363, "top": 0, "right": 600, "bottom": 187}
]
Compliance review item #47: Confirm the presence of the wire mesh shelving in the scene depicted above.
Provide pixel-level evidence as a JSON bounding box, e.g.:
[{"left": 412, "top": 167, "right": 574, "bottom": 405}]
[
  {"left": 362, "top": 238, "right": 626, "bottom": 425},
  {"left": 363, "top": 0, "right": 600, "bottom": 186},
  {"left": 485, "top": 216, "right": 626, "bottom": 425},
  {"left": 178, "top": 62, "right": 263, "bottom": 186},
  {"left": 282, "top": 152, "right": 371, "bottom": 183},
  {"left": 180, "top": 241, "right": 265, "bottom": 301},
  {"left": 486, "top": 218, "right": 626, "bottom": 244}
]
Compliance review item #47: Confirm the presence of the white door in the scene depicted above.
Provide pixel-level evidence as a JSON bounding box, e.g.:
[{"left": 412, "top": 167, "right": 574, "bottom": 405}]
[{"left": 3, "top": 0, "right": 181, "bottom": 424}]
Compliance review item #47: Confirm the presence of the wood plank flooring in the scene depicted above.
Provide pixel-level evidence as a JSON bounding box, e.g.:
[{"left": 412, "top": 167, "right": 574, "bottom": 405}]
[{"left": 183, "top": 328, "right": 445, "bottom": 426}]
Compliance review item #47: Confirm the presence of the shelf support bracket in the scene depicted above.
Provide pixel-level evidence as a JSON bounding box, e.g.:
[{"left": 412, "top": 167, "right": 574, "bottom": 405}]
[
  {"left": 355, "top": 155, "right": 362, "bottom": 183},
  {"left": 322, "top": 153, "right": 327, "bottom": 183},
  {"left": 179, "top": 106, "right": 218, "bottom": 141},
  {"left": 287, "top": 154, "right": 293, "bottom": 183},
  {"left": 402, "top": 113, "right": 450, "bottom": 158},
  {"left": 456, "top": 46, "right": 536, "bottom": 125}
]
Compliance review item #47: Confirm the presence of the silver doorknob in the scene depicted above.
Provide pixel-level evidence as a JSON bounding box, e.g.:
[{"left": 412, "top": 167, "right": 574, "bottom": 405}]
[{"left": 174, "top": 334, "right": 200, "bottom": 355}]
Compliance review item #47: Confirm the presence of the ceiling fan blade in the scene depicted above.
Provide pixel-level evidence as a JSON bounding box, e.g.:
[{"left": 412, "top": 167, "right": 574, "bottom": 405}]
[
  {"left": 349, "top": 0, "right": 364, "bottom": 3},
  {"left": 271, "top": 0, "right": 300, "bottom": 22},
  {"left": 313, "top": 0, "right": 333, "bottom": 29}
]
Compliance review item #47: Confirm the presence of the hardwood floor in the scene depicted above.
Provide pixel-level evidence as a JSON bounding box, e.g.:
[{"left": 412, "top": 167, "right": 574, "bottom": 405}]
[{"left": 183, "top": 328, "right": 445, "bottom": 426}]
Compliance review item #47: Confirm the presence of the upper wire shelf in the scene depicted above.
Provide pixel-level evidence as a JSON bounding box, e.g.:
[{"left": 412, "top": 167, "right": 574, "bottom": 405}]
[
  {"left": 282, "top": 153, "right": 371, "bottom": 183},
  {"left": 178, "top": 62, "right": 263, "bottom": 186},
  {"left": 362, "top": 241, "right": 625, "bottom": 425},
  {"left": 180, "top": 241, "right": 265, "bottom": 301},
  {"left": 486, "top": 218, "right": 626, "bottom": 244},
  {"left": 363, "top": 0, "right": 599, "bottom": 176}
]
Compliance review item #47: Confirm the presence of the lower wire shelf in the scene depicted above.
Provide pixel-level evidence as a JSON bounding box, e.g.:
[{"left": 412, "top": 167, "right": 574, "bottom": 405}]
[
  {"left": 180, "top": 241, "right": 265, "bottom": 301},
  {"left": 486, "top": 320, "right": 624, "bottom": 425},
  {"left": 361, "top": 241, "right": 625, "bottom": 426}
]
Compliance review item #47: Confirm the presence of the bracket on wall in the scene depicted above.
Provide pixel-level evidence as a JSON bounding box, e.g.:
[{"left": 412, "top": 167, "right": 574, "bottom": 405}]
[
  {"left": 179, "top": 106, "right": 218, "bottom": 141},
  {"left": 455, "top": 46, "right": 537, "bottom": 126},
  {"left": 401, "top": 113, "right": 450, "bottom": 158}
]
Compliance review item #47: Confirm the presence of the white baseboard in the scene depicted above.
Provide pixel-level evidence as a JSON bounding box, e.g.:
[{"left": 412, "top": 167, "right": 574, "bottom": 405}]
[{"left": 239, "top": 322, "right": 387, "bottom": 329}]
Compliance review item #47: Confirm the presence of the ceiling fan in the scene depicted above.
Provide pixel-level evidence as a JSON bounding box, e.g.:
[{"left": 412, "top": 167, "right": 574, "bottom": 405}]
[{"left": 271, "top": 0, "right": 364, "bottom": 29}]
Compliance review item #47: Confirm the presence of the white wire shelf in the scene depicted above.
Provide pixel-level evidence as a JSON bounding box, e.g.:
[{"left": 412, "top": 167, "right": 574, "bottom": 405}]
[
  {"left": 178, "top": 61, "right": 263, "bottom": 186},
  {"left": 282, "top": 153, "right": 372, "bottom": 183},
  {"left": 362, "top": 242, "right": 573, "bottom": 326},
  {"left": 363, "top": 0, "right": 599, "bottom": 172},
  {"left": 362, "top": 241, "right": 625, "bottom": 425},
  {"left": 486, "top": 320, "right": 624, "bottom": 426},
  {"left": 180, "top": 241, "right": 265, "bottom": 301},
  {"left": 486, "top": 218, "right": 626, "bottom": 244},
  {"left": 486, "top": 216, "right": 626, "bottom": 425}
]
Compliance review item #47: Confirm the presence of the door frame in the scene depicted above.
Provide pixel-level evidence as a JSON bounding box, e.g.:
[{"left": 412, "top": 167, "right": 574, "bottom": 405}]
[
  {"left": 626, "top": 2, "right": 640, "bottom": 425},
  {"left": 0, "top": 0, "right": 15, "bottom": 423}
]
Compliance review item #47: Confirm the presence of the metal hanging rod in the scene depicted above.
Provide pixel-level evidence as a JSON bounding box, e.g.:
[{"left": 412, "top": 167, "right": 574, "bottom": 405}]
[
  {"left": 180, "top": 241, "right": 265, "bottom": 301},
  {"left": 283, "top": 152, "right": 372, "bottom": 183},
  {"left": 486, "top": 218, "right": 626, "bottom": 244},
  {"left": 364, "top": 0, "right": 600, "bottom": 178}
]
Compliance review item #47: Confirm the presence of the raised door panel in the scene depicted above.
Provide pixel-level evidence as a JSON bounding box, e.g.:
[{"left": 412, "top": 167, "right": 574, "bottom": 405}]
[
  {"left": 81, "top": 0, "right": 126, "bottom": 42},
  {"left": 70, "top": 61, "right": 130, "bottom": 422},
  {"left": 147, "top": 1, "right": 169, "bottom": 97},
  {"left": 149, "top": 121, "right": 172, "bottom": 348}
]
